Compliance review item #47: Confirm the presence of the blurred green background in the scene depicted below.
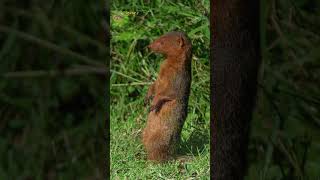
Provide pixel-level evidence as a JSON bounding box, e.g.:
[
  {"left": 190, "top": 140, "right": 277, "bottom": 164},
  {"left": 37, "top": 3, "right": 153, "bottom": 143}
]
[
  {"left": 0, "top": 0, "right": 107, "bottom": 179},
  {"left": 250, "top": 0, "right": 320, "bottom": 179}
]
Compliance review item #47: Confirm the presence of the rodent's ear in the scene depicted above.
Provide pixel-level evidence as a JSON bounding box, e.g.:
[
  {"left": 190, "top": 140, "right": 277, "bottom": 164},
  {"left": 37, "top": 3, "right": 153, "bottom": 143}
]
[{"left": 178, "top": 35, "right": 184, "bottom": 48}]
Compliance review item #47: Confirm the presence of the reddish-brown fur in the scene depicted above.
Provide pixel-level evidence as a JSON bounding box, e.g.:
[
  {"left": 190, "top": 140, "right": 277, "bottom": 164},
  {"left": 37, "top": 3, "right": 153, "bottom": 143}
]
[{"left": 142, "top": 31, "right": 192, "bottom": 162}]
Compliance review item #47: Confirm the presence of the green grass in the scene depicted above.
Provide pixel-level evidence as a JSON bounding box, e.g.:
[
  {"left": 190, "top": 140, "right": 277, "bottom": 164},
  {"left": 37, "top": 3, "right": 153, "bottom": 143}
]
[{"left": 110, "top": 0, "right": 210, "bottom": 179}]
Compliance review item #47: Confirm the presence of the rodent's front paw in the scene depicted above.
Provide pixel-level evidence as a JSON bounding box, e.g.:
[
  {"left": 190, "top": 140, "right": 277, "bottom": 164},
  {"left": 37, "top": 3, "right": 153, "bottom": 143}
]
[
  {"left": 149, "top": 104, "right": 158, "bottom": 113},
  {"left": 149, "top": 98, "right": 171, "bottom": 113}
]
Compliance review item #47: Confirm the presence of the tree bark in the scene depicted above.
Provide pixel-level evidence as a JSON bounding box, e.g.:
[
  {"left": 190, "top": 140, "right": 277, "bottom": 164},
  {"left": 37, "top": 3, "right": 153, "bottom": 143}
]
[{"left": 211, "top": 1, "right": 261, "bottom": 179}]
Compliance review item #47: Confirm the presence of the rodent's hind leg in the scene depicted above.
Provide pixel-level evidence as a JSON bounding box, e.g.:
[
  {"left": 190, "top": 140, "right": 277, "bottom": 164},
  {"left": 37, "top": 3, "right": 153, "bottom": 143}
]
[
  {"left": 143, "top": 127, "right": 172, "bottom": 162},
  {"left": 149, "top": 96, "right": 173, "bottom": 113}
]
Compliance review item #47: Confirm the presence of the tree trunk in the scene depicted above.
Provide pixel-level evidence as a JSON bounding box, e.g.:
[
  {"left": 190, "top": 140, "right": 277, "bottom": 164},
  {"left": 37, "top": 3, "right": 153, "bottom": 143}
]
[{"left": 211, "top": 1, "right": 261, "bottom": 179}]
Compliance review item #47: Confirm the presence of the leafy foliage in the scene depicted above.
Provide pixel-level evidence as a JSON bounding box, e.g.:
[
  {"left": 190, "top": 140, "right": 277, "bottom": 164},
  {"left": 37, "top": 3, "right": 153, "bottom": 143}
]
[
  {"left": 249, "top": 0, "right": 320, "bottom": 179},
  {"left": 110, "top": 0, "right": 210, "bottom": 179},
  {"left": 0, "top": 0, "right": 106, "bottom": 179}
]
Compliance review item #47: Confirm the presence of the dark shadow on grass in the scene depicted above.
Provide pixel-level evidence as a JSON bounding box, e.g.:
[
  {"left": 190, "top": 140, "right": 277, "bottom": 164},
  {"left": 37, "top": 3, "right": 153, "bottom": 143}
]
[{"left": 177, "top": 129, "right": 210, "bottom": 156}]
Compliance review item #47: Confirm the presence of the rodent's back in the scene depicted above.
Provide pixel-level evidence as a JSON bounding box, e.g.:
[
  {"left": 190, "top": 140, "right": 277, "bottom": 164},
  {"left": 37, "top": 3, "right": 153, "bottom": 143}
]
[{"left": 172, "top": 67, "right": 191, "bottom": 105}]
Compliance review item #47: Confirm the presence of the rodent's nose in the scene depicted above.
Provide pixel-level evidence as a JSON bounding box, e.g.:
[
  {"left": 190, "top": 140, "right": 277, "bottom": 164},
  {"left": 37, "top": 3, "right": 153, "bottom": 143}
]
[{"left": 145, "top": 44, "right": 151, "bottom": 50}]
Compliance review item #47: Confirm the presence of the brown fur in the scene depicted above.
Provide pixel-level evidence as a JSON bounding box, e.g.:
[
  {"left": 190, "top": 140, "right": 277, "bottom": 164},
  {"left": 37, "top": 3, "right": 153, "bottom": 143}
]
[{"left": 142, "top": 31, "right": 192, "bottom": 162}]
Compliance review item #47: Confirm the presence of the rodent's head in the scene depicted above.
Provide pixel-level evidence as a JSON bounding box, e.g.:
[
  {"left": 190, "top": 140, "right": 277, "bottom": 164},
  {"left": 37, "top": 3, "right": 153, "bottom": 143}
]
[{"left": 148, "top": 31, "right": 192, "bottom": 58}]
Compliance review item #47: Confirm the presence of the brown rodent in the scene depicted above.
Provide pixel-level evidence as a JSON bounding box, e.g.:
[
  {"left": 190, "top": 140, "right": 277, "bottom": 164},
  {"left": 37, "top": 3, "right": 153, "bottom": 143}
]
[{"left": 142, "top": 31, "right": 192, "bottom": 162}]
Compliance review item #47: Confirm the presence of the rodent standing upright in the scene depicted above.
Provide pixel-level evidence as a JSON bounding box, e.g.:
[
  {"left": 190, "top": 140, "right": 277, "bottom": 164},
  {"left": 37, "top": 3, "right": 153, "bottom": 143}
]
[{"left": 142, "top": 31, "right": 192, "bottom": 162}]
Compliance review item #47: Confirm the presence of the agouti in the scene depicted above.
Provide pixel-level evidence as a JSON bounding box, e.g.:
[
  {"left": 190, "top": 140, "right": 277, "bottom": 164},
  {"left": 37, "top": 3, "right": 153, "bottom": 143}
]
[{"left": 142, "top": 31, "right": 192, "bottom": 162}]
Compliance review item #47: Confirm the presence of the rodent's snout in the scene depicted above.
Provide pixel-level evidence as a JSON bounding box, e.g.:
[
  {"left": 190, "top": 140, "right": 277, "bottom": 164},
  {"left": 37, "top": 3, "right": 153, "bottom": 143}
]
[
  {"left": 148, "top": 43, "right": 156, "bottom": 51},
  {"left": 147, "top": 40, "right": 162, "bottom": 52},
  {"left": 145, "top": 44, "right": 152, "bottom": 51}
]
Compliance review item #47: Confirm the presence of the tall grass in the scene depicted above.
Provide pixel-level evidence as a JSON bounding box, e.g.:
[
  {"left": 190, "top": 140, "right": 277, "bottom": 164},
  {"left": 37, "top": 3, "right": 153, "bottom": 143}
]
[{"left": 110, "top": 0, "right": 210, "bottom": 179}]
